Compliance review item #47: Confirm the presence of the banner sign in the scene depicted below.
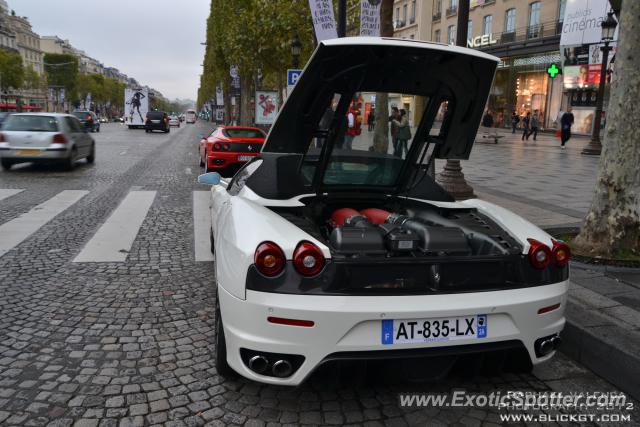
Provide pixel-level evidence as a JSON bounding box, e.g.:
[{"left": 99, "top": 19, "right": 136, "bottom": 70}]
[
  {"left": 360, "top": 0, "right": 381, "bottom": 36},
  {"left": 255, "top": 90, "right": 278, "bottom": 125},
  {"left": 216, "top": 85, "right": 224, "bottom": 106},
  {"left": 215, "top": 107, "right": 224, "bottom": 122},
  {"left": 230, "top": 65, "right": 240, "bottom": 97},
  {"left": 124, "top": 88, "right": 148, "bottom": 126},
  {"left": 560, "top": 0, "right": 618, "bottom": 47},
  {"left": 59, "top": 88, "right": 65, "bottom": 104},
  {"left": 309, "top": 0, "right": 337, "bottom": 42}
]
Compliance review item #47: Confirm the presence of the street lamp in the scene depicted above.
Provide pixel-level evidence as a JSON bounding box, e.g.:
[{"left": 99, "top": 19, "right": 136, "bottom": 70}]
[
  {"left": 291, "top": 33, "right": 302, "bottom": 69},
  {"left": 582, "top": 11, "right": 617, "bottom": 155}
]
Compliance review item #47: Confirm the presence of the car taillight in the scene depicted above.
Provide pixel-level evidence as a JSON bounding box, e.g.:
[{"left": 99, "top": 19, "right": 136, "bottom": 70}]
[
  {"left": 552, "top": 240, "right": 571, "bottom": 267},
  {"left": 254, "top": 242, "right": 285, "bottom": 277},
  {"left": 86, "top": 115, "right": 92, "bottom": 121},
  {"left": 52, "top": 134, "right": 67, "bottom": 144},
  {"left": 293, "top": 241, "right": 325, "bottom": 277},
  {"left": 0, "top": 132, "right": 4, "bottom": 142},
  {"left": 213, "top": 142, "right": 222, "bottom": 151},
  {"left": 223, "top": 143, "right": 230, "bottom": 151},
  {"left": 528, "top": 238, "right": 552, "bottom": 269}
]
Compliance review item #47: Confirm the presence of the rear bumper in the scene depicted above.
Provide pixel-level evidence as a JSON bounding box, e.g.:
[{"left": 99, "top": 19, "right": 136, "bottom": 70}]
[
  {"left": 0, "top": 146, "right": 70, "bottom": 161},
  {"left": 206, "top": 152, "right": 258, "bottom": 169},
  {"left": 219, "top": 281, "right": 568, "bottom": 385},
  {"left": 145, "top": 123, "right": 168, "bottom": 131}
]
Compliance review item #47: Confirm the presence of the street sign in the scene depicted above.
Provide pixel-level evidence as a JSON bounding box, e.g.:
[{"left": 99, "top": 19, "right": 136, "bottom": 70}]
[
  {"left": 287, "top": 69, "right": 302, "bottom": 87},
  {"left": 547, "top": 63, "right": 561, "bottom": 78}
]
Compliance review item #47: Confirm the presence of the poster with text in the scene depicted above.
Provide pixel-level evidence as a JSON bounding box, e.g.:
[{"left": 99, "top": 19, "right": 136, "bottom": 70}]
[
  {"left": 309, "top": 0, "right": 337, "bottom": 42},
  {"left": 360, "top": 0, "right": 381, "bottom": 36}
]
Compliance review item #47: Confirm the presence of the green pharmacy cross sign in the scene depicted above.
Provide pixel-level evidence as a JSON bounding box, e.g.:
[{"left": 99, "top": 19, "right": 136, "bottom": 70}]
[{"left": 547, "top": 63, "right": 560, "bottom": 78}]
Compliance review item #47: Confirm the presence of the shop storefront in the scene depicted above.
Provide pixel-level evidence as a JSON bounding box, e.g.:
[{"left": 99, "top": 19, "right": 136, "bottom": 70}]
[{"left": 486, "top": 52, "right": 563, "bottom": 129}]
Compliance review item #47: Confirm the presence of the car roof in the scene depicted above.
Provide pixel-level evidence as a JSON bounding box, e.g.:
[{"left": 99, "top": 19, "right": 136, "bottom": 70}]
[
  {"left": 220, "top": 125, "right": 264, "bottom": 132},
  {"left": 10, "top": 112, "right": 73, "bottom": 117}
]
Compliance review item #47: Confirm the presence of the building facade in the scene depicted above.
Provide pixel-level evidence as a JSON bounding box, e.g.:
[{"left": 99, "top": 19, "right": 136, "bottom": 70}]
[
  {"left": 7, "top": 14, "right": 43, "bottom": 74},
  {"left": 429, "top": 0, "right": 567, "bottom": 130}
]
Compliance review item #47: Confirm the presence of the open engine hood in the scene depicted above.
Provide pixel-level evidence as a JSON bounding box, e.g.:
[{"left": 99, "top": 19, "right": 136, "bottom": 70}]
[{"left": 263, "top": 37, "right": 499, "bottom": 160}]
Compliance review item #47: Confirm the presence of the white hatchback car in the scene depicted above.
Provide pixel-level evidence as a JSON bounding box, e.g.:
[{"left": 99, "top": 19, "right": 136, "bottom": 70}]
[{"left": 199, "top": 37, "right": 569, "bottom": 386}]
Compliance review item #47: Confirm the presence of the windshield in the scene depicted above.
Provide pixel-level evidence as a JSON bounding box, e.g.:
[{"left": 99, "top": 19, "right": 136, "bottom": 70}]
[
  {"left": 3, "top": 115, "right": 59, "bottom": 132},
  {"left": 72, "top": 112, "right": 91, "bottom": 119},
  {"left": 223, "top": 128, "right": 265, "bottom": 139}
]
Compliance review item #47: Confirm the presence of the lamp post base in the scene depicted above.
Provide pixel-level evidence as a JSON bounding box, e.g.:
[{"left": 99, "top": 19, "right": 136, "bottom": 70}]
[
  {"left": 581, "top": 139, "right": 602, "bottom": 155},
  {"left": 436, "top": 159, "right": 476, "bottom": 200}
]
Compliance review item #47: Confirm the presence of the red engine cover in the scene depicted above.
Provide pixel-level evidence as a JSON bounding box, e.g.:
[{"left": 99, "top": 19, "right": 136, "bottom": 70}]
[
  {"left": 360, "top": 208, "right": 391, "bottom": 224},
  {"left": 331, "top": 208, "right": 361, "bottom": 228}
]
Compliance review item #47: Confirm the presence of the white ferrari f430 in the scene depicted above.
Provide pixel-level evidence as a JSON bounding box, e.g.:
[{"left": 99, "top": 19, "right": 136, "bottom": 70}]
[{"left": 198, "top": 37, "right": 570, "bottom": 385}]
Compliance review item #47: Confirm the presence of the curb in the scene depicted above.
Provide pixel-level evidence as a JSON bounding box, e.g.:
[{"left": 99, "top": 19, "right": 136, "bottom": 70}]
[{"left": 560, "top": 300, "right": 640, "bottom": 400}]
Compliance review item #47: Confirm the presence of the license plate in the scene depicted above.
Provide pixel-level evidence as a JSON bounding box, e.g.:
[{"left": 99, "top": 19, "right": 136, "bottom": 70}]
[
  {"left": 237, "top": 155, "right": 253, "bottom": 161},
  {"left": 151, "top": 120, "right": 160, "bottom": 123},
  {"left": 16, "top": 149, "right": 42, "bottom": 155},
  {"left": 381, "top": 315, "right": 487, "bottom": 345}
]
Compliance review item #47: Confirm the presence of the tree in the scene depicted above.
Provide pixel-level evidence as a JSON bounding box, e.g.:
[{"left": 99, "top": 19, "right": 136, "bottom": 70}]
[
  {"left": 43, "top": 53, "right": 78, "bottom": 93},
  {"left": 23, "top": 66, "right": 43, "bottom": 91},
  {"left": 372, "top": 0, "right": 394, "bottom": 153},
  {"left": 573, "top": 3, "right": 640, "bottom": 257},
  {"left": 0, "top": 49, "right": 24, "bottom": 92}
]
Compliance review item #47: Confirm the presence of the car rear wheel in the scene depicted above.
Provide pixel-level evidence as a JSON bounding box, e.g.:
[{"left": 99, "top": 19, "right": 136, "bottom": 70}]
[
  {"left": 86, "top": 144, "right": 95, "bottom": 164},
  {"left": 1, "top": 159, "right": 13, "bottom": 171},
  {"left": 64, "top": 148, "right": 77, "bottom": 171},
  {"left": 215, "top": 297, "right": 235, "bottom": 378}
]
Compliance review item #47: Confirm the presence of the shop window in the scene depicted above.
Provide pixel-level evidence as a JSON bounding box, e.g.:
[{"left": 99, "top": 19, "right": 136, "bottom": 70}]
[{"left": 483, "top": 15, "right": 493, "bottom": 36}]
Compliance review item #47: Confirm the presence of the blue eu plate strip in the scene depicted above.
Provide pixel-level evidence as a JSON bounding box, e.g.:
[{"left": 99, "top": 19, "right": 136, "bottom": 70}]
[
  {"left": 381, "top": 319, "right": 394, "bottom": 345},
  {"left": 477, "top": 315, "right": 487, "bottom": 338}
]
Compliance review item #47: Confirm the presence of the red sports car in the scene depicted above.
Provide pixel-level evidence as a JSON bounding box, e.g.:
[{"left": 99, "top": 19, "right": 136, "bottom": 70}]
[{"left": 199, "top": 126, "right": 266, "bottom": 176}]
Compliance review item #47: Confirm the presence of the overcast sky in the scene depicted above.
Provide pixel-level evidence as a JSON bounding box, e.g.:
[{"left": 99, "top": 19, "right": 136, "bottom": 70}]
[{"left": 10, "top": 0, "right": 209, "bottom": 101}]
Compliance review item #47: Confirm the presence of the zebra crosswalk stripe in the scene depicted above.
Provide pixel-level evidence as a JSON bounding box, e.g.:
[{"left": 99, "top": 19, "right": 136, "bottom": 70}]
[
  {"left": 0, "top": 190, "right": 88, "bottom": 257},
  {"left": 73, "top": 191, "right": 156, "bottom": 263},
  {"left": 0, "top": 189, "right": 24, "bottom": 202}
]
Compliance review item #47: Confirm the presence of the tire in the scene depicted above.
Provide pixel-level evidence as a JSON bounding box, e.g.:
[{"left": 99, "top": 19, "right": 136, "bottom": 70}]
[
  {"left": 165, "top": 128, "right": 170, "bottom": 133},
  {"left": 96, "top": 126, "right": 100, "bottom": 133},
  {"left": 86, "top": 144, "right": 95, "bottom": 164},
  {"left": 145, "top": 129, "right": 150, "bottom": 133},
  {"left": 214, "top": 297, "right": 235, "bottom": 378},
  {"left": 199, "top": 156, "right": 205, "bottom": 167},
  {"left": 1, "top": 159, "right": 12, "bottom": 171},
  {"left": 64, "top": 148, "right": 77, "bottom": 171}
]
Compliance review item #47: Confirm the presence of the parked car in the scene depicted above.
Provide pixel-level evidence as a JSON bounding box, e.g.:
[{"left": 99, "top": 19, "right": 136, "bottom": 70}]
[
  {"left": 145, "top": 111, "right": 170, "bottom": 133},
  {"left": 179, "top": 114, "right": 185, "bottom": 123},
  {"left": 99, "top": 117, "right": 108, "bottom": 123},
  {"left": 197, "top": 38, "right": 570, "bottom": 386},
  {"left": 0, "top": 112, "right": 11, "bottom": 128},
  {"left": 168, "top": 115, "right": 180, "bottom": 128},
  {"left": 72, "top": 110, "right": 100, "bottom": 133},
  {"left": 198, "top": 126, "right": 265, "bottom": 177},
  {"left": 0, "top": 113, "right": 95, "bottom": 170},
  {"left": 113, "top": 117, "right": 124, "bottom": 123}
]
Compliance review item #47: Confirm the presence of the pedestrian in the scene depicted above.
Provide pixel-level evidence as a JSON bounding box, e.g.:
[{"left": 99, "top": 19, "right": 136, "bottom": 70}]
[
  {"left": 556, "top": 108, "right": 565, "bottom": 129},
  {"left": 367, "top": 109, "right": 375, "bottom": 131},
  {"left": 482, "top": 110, "right": 494, "bottom": 129},
  {"left": 344, "top": 107, "right": 358, "bottom": 150},
  {"left": 560, "top": 107, "right": 574, "bottom": 149},
  {"left": 511, "top": 111, "right": 519, "bottom": 133},
  {"left": 389, "top": 106, "right": 400, "bottom": 153},
  {"left": 522, "top": 112, "right": 531, "bottom": 141},
  {"left": 393, "top": 109, "right": 411, "bottom": 158},
  {"left": 530, "top": 110, "right": 540, "bottom": 141}
]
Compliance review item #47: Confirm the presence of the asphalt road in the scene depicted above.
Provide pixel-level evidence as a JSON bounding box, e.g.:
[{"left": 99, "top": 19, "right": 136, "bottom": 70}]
[{"left": 0, "top": 123, "right": 636, "bottom": 426}]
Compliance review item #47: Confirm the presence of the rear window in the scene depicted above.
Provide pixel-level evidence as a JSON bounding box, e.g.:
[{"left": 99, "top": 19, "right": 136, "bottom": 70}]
[
  {"left": 72, "top": 112, "right": 90, "bottom": 119},
  {"left": 3, "top": 115, "right": 59, "bottom": 132},
  {"left": 222, "top": 128, "right": 265, "bottom": 139},
  {"left": 147, "top": 112, "right": 164, "bottom": 119}
]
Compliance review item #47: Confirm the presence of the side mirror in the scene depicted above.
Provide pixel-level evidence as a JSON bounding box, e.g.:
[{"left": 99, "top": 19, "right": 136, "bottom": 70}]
[{"left": 197, "top": 172, "right": 221, "bottom": 185}]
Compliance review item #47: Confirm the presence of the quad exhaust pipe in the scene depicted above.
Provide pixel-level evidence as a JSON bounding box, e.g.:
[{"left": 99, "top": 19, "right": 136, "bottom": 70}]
[
  {"left": 536, "top": 335, "right": 562, "bottom": 357},
  {"left": 247, "top": 354, "right": 294, "bottom": 378}
]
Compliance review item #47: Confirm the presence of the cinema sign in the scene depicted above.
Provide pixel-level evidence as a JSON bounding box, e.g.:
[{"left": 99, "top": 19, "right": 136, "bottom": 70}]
[{"left": 467, "top": 34, "right": 498, "bottom": 48}]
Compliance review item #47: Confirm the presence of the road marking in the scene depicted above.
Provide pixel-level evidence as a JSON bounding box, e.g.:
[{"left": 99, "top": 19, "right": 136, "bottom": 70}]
[
  {"left": 193, "top": 191, "right": 214, "bottom": 262},
  {"left": 0, "top": 190, "right": 88, "bottom": 257},
  {"left": 0, "top": 189, "right": 24, "bottom": 202},
  {"left": 73, "top": 191, "right": 156, "bottom": 262}
]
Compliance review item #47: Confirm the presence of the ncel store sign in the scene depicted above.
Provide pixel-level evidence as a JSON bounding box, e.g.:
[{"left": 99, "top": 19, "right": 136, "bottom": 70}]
[{"left": 467, "top": 34, "right": 498, "bottom": 48}]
